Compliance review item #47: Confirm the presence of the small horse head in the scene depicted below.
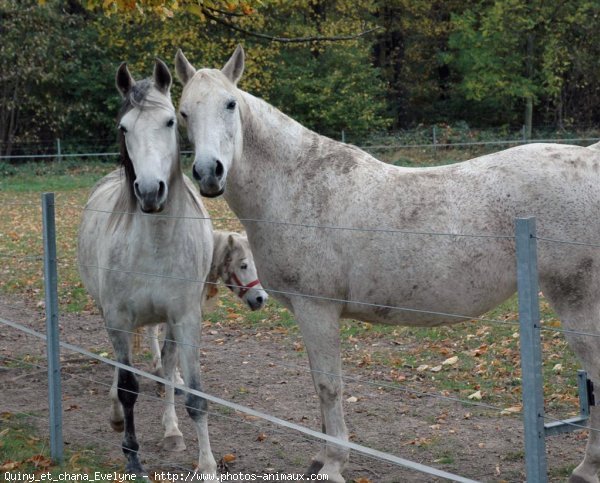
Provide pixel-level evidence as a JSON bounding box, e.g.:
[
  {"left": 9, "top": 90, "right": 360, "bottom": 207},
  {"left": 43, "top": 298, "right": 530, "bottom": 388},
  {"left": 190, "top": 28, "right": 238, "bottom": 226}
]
[
  {"left": 116, "top": 59, "right": 178, "bottom": 213},
  {"left": 175, "top": 46, "right": 245, "bottom": 197},
  {"left": 221, "top": 232, "right": 268, "bottom": 311}
]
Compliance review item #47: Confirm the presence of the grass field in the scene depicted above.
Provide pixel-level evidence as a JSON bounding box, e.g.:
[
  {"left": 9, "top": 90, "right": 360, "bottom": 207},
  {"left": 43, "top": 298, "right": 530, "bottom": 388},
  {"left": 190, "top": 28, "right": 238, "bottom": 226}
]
[{"left": 0, "top": 149, "right": 585, "bottom": 477}]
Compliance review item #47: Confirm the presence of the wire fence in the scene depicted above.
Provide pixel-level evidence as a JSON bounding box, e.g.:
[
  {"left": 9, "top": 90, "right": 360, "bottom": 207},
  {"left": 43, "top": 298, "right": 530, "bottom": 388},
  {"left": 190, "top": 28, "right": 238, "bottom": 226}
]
[
  {"left": 2, "top": 192, "right": 600, "bottom": 481},
  {"left": 1, "top": 130, "right": 599, "bottom": 162}
]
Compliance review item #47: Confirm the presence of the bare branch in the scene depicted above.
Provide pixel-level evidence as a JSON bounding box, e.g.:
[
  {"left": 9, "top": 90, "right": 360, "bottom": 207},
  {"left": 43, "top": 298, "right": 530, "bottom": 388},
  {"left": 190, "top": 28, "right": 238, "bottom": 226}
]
[
  {"left": 203, "top": 5, "right": 246, "bottom": 18},
  {"left": 201, "top": 8, "right": 380, "bottom": 44}
]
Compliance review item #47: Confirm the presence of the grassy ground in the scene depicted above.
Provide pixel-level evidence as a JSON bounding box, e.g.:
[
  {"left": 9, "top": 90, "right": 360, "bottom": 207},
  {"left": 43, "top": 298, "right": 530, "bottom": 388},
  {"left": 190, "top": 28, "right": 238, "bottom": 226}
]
[
  {"left": 0, "top": 411, "right": 122, "bottom": 477},
  {"left": 0, "top": 149, "right": 585, "bottom": 476}
]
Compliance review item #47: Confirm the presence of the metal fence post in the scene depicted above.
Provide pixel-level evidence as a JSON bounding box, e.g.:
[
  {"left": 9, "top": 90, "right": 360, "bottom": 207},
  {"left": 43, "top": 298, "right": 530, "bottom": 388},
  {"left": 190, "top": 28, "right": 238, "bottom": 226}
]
[
  {"left": 515, "top": 217, "right": 547, "bottom": 482},
  {"left": 42, "top": 192, "right": 63, "bottom": 464},
  {"left": 56, "top": 138, "right": 62, "bottom": 162}
]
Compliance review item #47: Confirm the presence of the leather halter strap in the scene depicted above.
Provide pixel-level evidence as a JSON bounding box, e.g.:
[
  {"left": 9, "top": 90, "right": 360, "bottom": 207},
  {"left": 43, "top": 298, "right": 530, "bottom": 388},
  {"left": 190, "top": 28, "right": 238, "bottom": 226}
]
[{"left": 228, "top": 273, "right": 261, "bottom": 299}]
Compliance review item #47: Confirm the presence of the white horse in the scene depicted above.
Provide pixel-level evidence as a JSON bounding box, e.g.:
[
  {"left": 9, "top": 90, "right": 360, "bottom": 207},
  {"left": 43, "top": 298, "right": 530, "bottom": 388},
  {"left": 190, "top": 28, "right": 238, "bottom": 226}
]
[
  {"left": 175, "top": 46, "right": 600, "bottom": 482},
  {"left": 78, "top": 60, "right": 216, "bottom": 476},
  {"left": 146, "top": 230, "right": 267, "bottom": 386}
]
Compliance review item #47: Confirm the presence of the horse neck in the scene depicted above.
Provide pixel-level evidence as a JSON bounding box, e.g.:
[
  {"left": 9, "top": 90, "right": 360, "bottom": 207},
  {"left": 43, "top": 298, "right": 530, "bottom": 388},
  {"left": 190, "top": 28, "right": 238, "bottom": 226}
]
[
  {"left": 208, "top": 231, "right": 229, "bottom": 282},
  {"left": 225, "top": 92, "right": 309, "bottom": 216}
]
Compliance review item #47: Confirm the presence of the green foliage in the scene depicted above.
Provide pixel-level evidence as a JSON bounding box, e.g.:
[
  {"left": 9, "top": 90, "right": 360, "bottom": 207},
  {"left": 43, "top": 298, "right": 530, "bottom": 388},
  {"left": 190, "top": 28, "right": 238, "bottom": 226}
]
[
  {"left": 4, "top": 0, "right": 599, "bottom": 153},
  {"left": 0, "top": 1, "right": 115, "bottom": 156},
  {"left": 447, "top": 0, "right": 600, "bottom": 126},
  {"left": 269, "top": 46, "right": 391, "bottom": 140}
]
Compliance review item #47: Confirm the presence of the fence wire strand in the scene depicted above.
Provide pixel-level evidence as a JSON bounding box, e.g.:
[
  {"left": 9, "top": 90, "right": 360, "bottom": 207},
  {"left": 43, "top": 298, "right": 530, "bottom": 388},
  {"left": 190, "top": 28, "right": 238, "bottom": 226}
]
[{"left": 0, "top": 315, "right": 482, "bottom": 483}]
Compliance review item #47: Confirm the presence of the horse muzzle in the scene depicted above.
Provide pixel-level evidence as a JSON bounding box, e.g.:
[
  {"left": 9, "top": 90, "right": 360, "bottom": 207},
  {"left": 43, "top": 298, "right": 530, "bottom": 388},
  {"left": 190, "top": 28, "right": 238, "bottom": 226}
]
[
  {"left": 193, "top": 159, "right": 226, "bottom": 198},
  {"left": 246, "top": 289, "right": 268, "bottom": 311},
  {"left": 134, "top": 179, "right": 168, "bottom": 213}
]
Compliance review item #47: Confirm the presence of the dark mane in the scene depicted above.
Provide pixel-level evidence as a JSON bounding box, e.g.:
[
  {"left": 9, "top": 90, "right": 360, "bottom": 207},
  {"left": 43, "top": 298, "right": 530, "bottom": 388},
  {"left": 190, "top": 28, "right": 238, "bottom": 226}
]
[{"left": 116, "top": 79, "right": 153, "bottom": 209}]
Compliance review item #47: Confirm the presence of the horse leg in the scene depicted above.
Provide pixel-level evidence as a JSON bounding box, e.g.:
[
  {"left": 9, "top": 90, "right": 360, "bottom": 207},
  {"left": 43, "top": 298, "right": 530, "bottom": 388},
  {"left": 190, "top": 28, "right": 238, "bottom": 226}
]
[
  {"left": 171, "top": 315, "right": 217, "bottom": 476},
  {"left": 293, "top": 298, "right": 347, "bottom": 483},
  {"left": 541, "top": 287, "right": 600, "bottom": 483},
  {"left": 158, "top": 325, "right": 186, "bottom": 452},
  {"left": 107, "top": 325, "right": 145, "bottom": 474},
  {"left": 109, "top": 367, "right": 124, "bottom": 432},
  {"left": 147, "top": 325, "right": 168, "bottom": 396},
  {"left": 148, "top": 325, "right": 164, "bottom": 377},
  {"left": 571, "top": 404, "right": 600, "bottom": 483}
]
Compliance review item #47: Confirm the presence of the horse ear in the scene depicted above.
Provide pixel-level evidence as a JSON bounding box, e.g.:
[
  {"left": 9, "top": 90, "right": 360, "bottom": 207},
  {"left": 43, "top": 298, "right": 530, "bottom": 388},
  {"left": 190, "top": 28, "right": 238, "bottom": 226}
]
[
  {"left": 116, "top": 62, "right": 136, "bottom": 98},
  {"left": 221, "top": 45, "right": 245, "bottom": 85},
  {"left": 154, "top": 58, "right": 172, "bottom": 95},
  {"left": 175, "top": 49, "right": 196, "bottom": 85},
  {"left": 228, "top": 234, "right": 235, "bottom": 248}
]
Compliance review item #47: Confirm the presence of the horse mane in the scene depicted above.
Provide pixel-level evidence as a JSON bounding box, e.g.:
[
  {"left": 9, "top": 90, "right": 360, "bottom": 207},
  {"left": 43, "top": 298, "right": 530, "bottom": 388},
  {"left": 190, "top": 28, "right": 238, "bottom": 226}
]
[{"left": 114, "top": 79, "right": 153, "bottom": 220}]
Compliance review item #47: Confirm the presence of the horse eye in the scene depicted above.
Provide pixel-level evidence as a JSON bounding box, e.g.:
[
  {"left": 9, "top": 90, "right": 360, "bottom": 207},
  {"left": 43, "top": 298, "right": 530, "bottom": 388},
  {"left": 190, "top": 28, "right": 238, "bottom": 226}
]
[
  {"left": 180, "top": 111, "right": 188, "bottom": 119},
  {"left": 226, "top": 100, "right": 236, "bottom": 111},
  {"left": 241, "top": 263, "right": 248, "bottom": 270},
  {"left": 119, "top": 125, "right": 128, "bottom": 133},
  {"left": 166, "top": 118, "right": 175, "bottom": 127}
]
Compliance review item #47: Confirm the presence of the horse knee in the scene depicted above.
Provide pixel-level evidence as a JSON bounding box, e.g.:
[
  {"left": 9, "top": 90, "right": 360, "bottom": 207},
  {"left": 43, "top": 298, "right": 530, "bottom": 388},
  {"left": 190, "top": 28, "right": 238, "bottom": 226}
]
[
  {"left": 185, "top": 392, "right": 208, "bottom": 421},
  {"left": 317, "top": 379, "right": 342, "bottom": 405}
]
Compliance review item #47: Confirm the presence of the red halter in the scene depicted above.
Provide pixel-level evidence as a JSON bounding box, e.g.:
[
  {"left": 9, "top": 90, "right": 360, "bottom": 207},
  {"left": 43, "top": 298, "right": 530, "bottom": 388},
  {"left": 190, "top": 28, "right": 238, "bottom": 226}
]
[{"left": 228, "top": 273, "right": 262, "bottom": 298}]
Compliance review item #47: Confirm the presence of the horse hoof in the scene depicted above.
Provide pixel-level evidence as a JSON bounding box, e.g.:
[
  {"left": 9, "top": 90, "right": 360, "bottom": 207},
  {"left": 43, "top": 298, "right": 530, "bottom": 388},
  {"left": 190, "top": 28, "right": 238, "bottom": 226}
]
[
  {"left": 159, "top": 435, "right": 186, "bottom": 452},
  {"left": 304, "top": 460, "right": 324, "bottom": 476},
  {"left": 125, "top": 458, "right": 145, "bottom": 475},
  {"left": 110, "top": 419, "right": 124, "bottom": 432}
]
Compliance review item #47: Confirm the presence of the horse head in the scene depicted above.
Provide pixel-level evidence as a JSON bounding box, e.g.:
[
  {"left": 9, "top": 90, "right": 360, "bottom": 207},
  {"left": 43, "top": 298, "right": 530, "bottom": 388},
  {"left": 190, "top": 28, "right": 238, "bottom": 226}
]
[
  {"left": 116, "top": 59, "right": 179, "bottom": 213},
  {"left": 221, "top": 232, "right": 268, "bottom": 311},
  {"left": 175, "top": 46, "right": 245, "bottom": 198}
]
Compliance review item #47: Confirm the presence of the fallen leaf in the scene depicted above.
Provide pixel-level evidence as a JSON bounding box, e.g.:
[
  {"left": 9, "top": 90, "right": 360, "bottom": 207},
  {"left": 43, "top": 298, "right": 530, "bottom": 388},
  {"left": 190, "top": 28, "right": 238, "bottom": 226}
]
[
  {"left": 27, "top": 454, "right": 52, "bottom": 468},
  {"left": 430, "top": 365, "right": 442, "bottom": 372},
  {"left": 468, "top": 390, "right": 482, "bottom": 400},
  {"left": 552, "top": 363, "right": 563, "bottom": 374},
  {"left": 222, "top": 453, "right": 236, "bottom": 463},
  {"left": 0, "top": 461, "right": 20, "bottom": 471},
  {"left": 442, "top": 356, "right": 458, "bottom": 366},
  {"left": 346, "top": 396, "right": 358, "bottom": 403},
  {"left": 500, "top": 405, "right": 522, "bottom": 415},
  {"left": 416, "top": 364, "right": 429, "bottom": 372},
  {"left": 256, "top": 432, "right": 267, "bottom": 442}
]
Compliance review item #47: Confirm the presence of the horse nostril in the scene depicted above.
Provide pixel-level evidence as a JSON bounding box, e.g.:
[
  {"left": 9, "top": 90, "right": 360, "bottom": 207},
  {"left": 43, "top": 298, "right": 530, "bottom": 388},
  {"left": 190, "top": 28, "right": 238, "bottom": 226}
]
[
  {"left": 133, "top": 181, "right": 141, "bottom": 197},
  {"left": 192, "top": 165, "right": 202, "bottom": 181},
  {"left": 215, "top": 160, "right": 224, "bottom": 179},
  {"left": 256, "top": 296, "right": 263, "bottom": 305},
  {"left": 158, "top": 181, "right": 166, "bottom": 198}
]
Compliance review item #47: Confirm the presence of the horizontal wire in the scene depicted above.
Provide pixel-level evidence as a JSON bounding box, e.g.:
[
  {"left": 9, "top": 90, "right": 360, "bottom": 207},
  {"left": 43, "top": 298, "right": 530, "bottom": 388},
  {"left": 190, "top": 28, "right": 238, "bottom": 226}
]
[
  {"left": 1, "top": 315, "right": 594, "bottom": 480},
  {"left": 0, "top": 315, "right": 479, "bottom": 483},
  {"left": 78, "top": 261, "right": 522, "bottom": 330},
  {"left": 89, "top": 320, "right": 516, "bottom": 415},
  {"left": 0, "top": 252, "right": 43, "bottom": 260},
  {"left": 79, "top": 205, "right": 514, "bottom": 239},
  {"left": 535, "top": 235, "right": 600, "bottom": 250},
  {"left": 1, "top": 137, "right": 598, "bottom": 159}
]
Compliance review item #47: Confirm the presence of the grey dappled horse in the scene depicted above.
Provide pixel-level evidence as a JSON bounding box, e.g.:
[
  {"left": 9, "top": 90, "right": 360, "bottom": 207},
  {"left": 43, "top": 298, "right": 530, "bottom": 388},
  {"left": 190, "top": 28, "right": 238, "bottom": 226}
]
[
  {"left": 176, "top": 45, "right": 600, "bottom": 482},
  {"left": 78, "top": 61, "right": 216, "bottom": 476}
]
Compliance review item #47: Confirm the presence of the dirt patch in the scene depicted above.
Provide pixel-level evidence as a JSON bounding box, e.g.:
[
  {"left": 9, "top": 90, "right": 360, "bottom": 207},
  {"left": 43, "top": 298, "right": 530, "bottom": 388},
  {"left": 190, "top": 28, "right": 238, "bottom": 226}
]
[{"left": 0, "top": 293, "right": 586, "bottom": 482}]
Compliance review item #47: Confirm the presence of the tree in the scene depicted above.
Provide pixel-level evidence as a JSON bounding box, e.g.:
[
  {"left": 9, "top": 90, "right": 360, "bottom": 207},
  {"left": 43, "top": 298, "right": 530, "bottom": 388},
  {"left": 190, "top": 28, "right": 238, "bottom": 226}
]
[
  {"left": 0, "top": 0, "right": 115, "bottom": 156},
  {"left": 447, "top": 0, "right": 600, "bottom": 129}
]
